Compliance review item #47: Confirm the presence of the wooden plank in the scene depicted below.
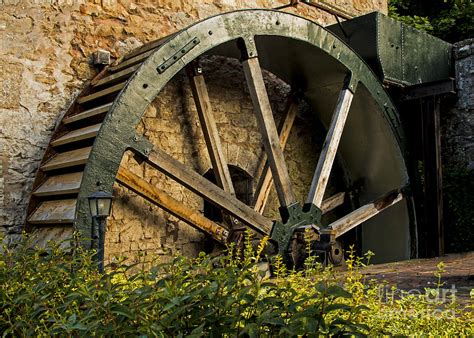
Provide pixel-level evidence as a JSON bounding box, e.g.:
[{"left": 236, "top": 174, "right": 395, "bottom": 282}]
[
  {"left": 41, "top": 147, "right": 91, "bottom": 172},
  {"left": 242, "top": 57, "right": 296, "bottom": 208},
  {"left": 51, "top": 124, "right": 101, "bottom": 147},
  {"left": 122, "top": 33, "right": 176, "bottom": 61},
  {"left": 306, "top": 86, "right": 354, "bottom": 207},
  {"left": 188, "top": 70, "right": 235, "bottom": 196},
  {"left": 30, "top": 226, "right": 74, "bottom": 249},
  {"left": 92, "top": 64, "right": 140, "bottom": 88},
  {"left": 77, "top": 82, "right": 125, "bottom": 105},
  {"left": 329, "top": 190, "right": 404, "bottom": 238},
  {"left": 33, "top": 172, "right": 83, "bottom": 197},
  {"left": 253, "top": 99, "right": 298, "bottom": 214},
  {"left": 145, "top": 147, "right": 273, "bottom": 235},
  {"left": 123, "top": 43, "right": 160, "bottom": 61},
  {"left": 63, "top": 103, "right": 112, "bottom": 124},
  {"left": 28, "top": 199, "right": 77, "bottom": 224},
  {"left": 116, "top": 166, "right": 229, "bottom": 243},
  {"left": 108, "top": 49, "right": 154, "bottom": 73},
  {"left": 320, "top": 191, "right": 346, "bottom": 214}
]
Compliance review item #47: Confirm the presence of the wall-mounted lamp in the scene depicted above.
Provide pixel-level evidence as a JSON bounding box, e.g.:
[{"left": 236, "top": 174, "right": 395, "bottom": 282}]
[{"left": 88, "top": 191, "right": 113, "bottom": 272}]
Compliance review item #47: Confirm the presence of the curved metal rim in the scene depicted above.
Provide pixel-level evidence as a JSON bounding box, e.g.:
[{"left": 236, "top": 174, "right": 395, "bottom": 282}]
[{"left": 74, "top": 9, "right": 412, "bottom": 249}]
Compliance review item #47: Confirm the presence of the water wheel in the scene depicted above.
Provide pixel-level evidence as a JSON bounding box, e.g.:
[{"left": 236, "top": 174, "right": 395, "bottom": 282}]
[{"left": 26, "top": 9, "right": 415, "bottom": 264}]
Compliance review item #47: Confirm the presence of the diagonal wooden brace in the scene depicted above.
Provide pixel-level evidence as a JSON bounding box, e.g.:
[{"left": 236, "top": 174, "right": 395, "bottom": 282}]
[{"left": 116, "top": 166, "right": 230, "bottom": 244}]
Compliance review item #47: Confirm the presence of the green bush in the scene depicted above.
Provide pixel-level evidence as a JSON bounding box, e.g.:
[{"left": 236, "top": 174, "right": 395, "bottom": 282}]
[
  {"left": 389, "top": 0, "right": 473, "bottom": 42},
  {"left": 1, "top": 233, "right": 472, "bottom": 336}
]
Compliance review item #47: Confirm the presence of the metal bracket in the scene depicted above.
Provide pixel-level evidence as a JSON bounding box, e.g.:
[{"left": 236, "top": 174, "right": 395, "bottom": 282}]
[
  {"left": 399, "top": 78, "right": 456, "bottom": 101},
  {"left": 129, "top": 134, "right": 153, "bottom": 158},
  {"left": 270, "top": 202, "right": 323, "bottom": 262},
  {"left": 238, "top": 36, "right": 258, "bottom": 60},
  {"left": 187, "top": 60, "right": 203, "bottom": 77},
  {"left": 344, "top": 73, "right": 359, "bottom": 94},
  {"left": 157, "top": 37, "right": 200, "bottom": 74}
]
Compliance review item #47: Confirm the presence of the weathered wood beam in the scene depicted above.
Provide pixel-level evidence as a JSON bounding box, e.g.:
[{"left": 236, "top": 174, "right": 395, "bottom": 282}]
[
  {"left": 188, "top": 66, "right": 235, "bottom": 196},
  {"left": 243, "top": 56, "right": 296, "bottom": 208},
  {"left": 320, "top": 191, "right": 346, "bottom": 214},
  {"left": 329, "top": 189, "right": 404, "bottom": 238},
  {"left": 116, "top": 166, "right": 229, "bottom": 243},
  {"left": 306, "top": 77, "right": 355, "bottom": 208},
  {"left": 144, "top": 147, "right": 273, "bottom": 235},
  {"left": 253, "top": 98, "right": 298, "bottom": 214}
]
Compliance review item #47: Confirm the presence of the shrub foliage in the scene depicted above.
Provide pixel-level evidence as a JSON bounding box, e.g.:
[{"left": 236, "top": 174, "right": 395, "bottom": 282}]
[{"left": 1, "top": 233, "right": 473, "bottom": 336}]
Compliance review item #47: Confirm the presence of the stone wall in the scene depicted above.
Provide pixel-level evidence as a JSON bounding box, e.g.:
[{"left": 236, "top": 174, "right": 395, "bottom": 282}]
[
  {"left": 441, "top": 39, "right": 474, "bottom": 253},
  {"left": 0, "top": 0, "right": 388, "bottom": 251},
  {"left": 442, "top": 39, "right": 474, "bottom": 169}
]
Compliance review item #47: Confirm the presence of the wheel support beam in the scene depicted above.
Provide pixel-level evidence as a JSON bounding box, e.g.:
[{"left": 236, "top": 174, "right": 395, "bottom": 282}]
[
  {"left": 253, "top": 97, "right": 299, "bottom": 214},
  {"left": 116, "top": 166, "right": 230, "bottom": 243},
  {"left": 142, "top": 146, "right": 273, "bottom": 235},
  {"left": 329, "top": 189, "right": 404, "bottom": 238},
  {"left": 306, "top": 75, "right": 357, "bottom": 208},
  {"left": 188, "top": 64, "right": 236, "bottom": 197},
  {"left": 243, "top": 55, "right": 297, "bottom": 208}
]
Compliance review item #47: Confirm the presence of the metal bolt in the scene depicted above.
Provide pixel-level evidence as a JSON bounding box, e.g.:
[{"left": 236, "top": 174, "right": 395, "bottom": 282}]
[{"left": 133, "top": 135, "right": 139, "bottom": 142}]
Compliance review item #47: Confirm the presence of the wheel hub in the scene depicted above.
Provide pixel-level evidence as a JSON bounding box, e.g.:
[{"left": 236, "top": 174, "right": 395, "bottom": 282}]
[{"left": 270, "top": 202, "right": 329, "bottom": 263}]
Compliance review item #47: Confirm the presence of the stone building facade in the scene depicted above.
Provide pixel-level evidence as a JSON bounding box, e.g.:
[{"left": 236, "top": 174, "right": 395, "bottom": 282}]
[
  {"left": 1, "top": 0, "right": 391, "bottom": 262},
  {"left": 442, "top": 39, "right": 474, "bottom": 170}
]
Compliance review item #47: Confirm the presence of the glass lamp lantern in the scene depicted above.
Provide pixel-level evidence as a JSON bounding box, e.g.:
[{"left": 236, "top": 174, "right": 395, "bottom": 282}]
[{"left": 88, "top": 191, "right": 113, "bottom": 219}]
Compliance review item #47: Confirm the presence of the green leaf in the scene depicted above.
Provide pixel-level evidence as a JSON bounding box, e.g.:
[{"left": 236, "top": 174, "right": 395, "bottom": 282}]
[
  {"left": 111, "top": 304, "right": 135, "bottom": 319},
  {"left": 241, "top": 323, "right": 259, "bottom": 338},
  {"left": 188, "top": 322, "right": 205, "bottom": 337},
  {"left": 326, "top": 285, "right": 352, "bottom": 299},
  {"left": 325, "top": 303, "right": 352, "bottom": 312}
]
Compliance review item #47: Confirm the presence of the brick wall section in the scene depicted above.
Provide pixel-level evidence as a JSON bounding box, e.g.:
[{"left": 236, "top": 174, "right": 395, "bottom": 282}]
[
  {"left": 0, "top": 0, "right": 387, "bottom": 251},
  {"left": 442, "top": 39, "right": 474, "bottom": 169}
]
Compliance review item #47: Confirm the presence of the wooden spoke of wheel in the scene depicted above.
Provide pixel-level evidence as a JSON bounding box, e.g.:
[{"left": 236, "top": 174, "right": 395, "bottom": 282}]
[
  {"left": 320, "top": 191, "right": 346, "bottom": 214},
  {"left": 253, "top": 97, "right": 298, "bottom": 214},
  {"left": 187, "top": 65, "right": 235, "bottom": 196},
  {"left": 329, "top": 189, "right": 404, "bottom": 238},
  {"left": 143, "top": 146, "right": 273, "bottom": 235},
  {"left": 243, "top": 56, "right": 296, "bottom": 208},
  {"left": 116, "top": 166, "right": 229, "bottom": 243},
  {"left": 306, "top": 75, "right": 356, "bottom": 208}
]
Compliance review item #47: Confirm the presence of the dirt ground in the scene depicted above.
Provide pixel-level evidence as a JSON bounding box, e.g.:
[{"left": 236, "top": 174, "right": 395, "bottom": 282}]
[{"left": 357, "top": 252, "right": 474, "bottom": 304}]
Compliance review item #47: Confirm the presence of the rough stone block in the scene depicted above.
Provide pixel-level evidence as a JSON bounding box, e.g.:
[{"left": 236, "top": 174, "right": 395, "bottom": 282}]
[{"left": 92, "top": 49, "right": 111, "bottom": 66}]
